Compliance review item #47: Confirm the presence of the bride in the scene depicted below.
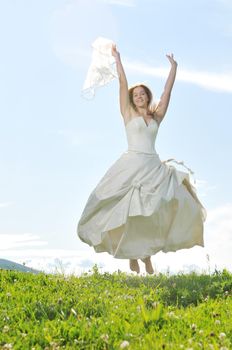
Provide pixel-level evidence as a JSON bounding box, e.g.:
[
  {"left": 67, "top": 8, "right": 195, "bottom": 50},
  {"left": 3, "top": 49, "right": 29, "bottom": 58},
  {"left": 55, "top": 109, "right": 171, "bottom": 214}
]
[{"left": 77, "top": 41, "right": 206, "bottom": 274}]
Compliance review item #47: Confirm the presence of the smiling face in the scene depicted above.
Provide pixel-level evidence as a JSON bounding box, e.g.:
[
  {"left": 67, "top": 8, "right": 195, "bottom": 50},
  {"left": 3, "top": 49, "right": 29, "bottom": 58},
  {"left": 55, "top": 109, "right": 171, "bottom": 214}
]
[{"left": 132, "top": 86, "right": 149, "bottom": 109}]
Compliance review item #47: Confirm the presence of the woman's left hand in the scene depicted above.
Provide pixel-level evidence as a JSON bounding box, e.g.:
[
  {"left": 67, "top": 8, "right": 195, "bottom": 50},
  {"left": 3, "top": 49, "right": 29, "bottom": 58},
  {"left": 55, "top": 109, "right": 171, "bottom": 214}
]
[{"left": 166, "top": 53, "right": 178, "bottom": 67}]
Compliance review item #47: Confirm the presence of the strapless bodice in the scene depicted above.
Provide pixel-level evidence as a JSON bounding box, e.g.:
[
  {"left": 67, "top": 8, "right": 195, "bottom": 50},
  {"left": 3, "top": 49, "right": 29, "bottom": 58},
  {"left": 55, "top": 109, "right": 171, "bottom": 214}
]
[{"left": 125, "top": 116, "right": 159, "bottom": 154}]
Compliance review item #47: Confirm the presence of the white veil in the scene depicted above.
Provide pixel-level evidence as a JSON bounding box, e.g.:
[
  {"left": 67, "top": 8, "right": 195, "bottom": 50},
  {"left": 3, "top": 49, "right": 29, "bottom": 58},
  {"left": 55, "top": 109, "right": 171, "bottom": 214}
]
[{"left": 82, "top": 37, "right": 118, "bottom": 99}]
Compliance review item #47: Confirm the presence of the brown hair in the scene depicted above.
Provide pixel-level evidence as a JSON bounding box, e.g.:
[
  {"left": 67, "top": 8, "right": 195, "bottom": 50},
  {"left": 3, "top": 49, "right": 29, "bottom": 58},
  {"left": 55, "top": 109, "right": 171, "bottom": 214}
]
[{"left": 128, "top": 83, "right": 157, "bottom": 115}]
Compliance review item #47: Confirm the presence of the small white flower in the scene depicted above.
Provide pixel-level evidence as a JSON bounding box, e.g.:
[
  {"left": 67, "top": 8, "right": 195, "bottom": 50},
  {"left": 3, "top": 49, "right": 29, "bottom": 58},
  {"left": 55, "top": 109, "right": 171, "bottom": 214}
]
[
  {"left": 3, "top": 344, "right": 13, "bottom": 349},
  {"left": 100, "top": 334, "right": 109, "bottom": 342},
  {"left": 152, "top": 301, "right": 159, "bottom": 308},
  {"left": 220, "top": 347, "right": 228, "bottom": 350},
  {"left": 120, "top": 340, "right": 130, "bottom": 348},
  {"left": 191, "top": 323, "right": 197, "bottom": 330},
  {"left": 50, "top": 342, "right": 58, "bottom": 347},
  {"left": 215, "top": 319, "right": 221, "bottom": 325},
  {"left": 71, "top": 308, "right": 77, "bottom": 316},
  {"left": 6, "top": 293, "right": 11, "bottom": 297},
  {"left": 167, "top": 311, "right": 175, "bottom": 317},
  {"left": 125, "top": 333, "right": 133, "bottom": 337},
  {"left": 199, "top": 329, "right": 204, "bottom": 335},
  {"left": 3, "top": 326, "right": 10, "bottom": 333},
  {"left": 219, "top": 332, "right": 226, "bottom": 339}
]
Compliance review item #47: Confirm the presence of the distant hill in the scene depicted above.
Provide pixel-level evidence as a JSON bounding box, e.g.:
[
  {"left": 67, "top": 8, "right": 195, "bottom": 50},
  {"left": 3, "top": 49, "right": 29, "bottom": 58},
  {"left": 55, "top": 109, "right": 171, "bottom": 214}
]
[{"left": 0, "top": 259, "right": 40, "bottom": 274}]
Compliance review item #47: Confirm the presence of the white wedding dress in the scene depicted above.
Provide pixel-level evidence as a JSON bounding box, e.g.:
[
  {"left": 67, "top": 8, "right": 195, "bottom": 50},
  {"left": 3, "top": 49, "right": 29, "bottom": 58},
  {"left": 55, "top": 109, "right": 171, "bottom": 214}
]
[{"left": 77, "top": 115, "right": 206, "bottom": 259}]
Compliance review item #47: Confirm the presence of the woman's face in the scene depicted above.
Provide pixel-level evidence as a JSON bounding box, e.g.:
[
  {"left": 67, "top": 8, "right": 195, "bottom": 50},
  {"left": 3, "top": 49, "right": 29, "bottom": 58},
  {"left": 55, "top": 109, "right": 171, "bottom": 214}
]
[{"left": 132, "top": 86, "right": 149, "bottom": 109}]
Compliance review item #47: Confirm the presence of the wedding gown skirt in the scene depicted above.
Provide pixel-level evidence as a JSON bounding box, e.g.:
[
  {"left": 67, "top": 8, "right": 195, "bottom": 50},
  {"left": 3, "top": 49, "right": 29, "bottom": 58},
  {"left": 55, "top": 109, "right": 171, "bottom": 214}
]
[{"left": 77, "top": 116, "right": 206, "bottom": 259}]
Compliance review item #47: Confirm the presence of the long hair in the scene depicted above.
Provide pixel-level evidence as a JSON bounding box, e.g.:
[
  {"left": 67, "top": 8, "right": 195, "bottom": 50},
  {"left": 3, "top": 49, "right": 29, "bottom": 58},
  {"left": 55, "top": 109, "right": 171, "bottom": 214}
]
[{"left": 128, "top": 83, "right": 157, "bottom": 115}]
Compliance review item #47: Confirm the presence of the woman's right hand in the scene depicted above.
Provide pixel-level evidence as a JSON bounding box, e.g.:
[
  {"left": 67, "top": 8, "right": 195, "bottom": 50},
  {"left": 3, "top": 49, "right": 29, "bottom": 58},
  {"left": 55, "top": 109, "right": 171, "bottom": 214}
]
[{"left": 111, "top": 44, "right": 120, "bottom": 61}]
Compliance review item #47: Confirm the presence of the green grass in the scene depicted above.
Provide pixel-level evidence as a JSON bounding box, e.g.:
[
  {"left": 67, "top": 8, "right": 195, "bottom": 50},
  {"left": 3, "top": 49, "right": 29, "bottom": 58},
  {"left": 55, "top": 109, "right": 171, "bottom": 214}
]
[{"left": 0, "top": 266, "right": 231, "bottom": 349}]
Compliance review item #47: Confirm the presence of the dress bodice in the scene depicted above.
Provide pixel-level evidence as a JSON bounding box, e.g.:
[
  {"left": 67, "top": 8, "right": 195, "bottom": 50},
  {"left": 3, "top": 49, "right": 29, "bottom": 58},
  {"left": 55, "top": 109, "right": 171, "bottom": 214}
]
[{"left": 125, "top": 116, "right": 159, "bottom": 154}]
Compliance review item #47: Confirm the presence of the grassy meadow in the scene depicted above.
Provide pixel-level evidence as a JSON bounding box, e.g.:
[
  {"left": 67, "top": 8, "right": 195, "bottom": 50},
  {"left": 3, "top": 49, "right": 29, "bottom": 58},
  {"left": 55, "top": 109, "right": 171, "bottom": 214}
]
[{"left": 0, "top": 266, "right": 231, "bottom": 349}]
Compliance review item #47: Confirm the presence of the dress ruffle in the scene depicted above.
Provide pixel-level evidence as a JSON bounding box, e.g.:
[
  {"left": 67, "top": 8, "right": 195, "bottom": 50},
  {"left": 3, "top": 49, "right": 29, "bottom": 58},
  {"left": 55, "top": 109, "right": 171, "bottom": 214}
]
[{"left": 77, "top": 151, "right": 206, "bottom": 259}]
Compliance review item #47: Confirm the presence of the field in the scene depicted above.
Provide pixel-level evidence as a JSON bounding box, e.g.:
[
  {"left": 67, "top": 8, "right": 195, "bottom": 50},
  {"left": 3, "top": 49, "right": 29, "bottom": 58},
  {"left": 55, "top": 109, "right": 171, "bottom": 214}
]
[{"left": 0, "top": 266, "right": 231, "bottom": 349}]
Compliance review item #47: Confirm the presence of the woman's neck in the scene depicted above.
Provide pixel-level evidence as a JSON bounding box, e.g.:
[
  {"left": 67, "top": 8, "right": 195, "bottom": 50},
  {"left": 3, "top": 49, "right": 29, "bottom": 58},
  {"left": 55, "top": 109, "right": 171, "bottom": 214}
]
[
  {"left": 136, "top": 107, "right": 152, "bottom": 117},
  {"left": 136, "top": 107, "right": 147, "bottom": 115}
]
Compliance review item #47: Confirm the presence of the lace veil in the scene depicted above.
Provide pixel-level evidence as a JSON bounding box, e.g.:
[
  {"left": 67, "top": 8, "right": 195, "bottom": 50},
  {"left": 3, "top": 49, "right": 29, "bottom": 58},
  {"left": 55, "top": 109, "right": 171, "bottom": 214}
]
[{"left": 82, "top": 37, "right": 118, "bottom": 99}]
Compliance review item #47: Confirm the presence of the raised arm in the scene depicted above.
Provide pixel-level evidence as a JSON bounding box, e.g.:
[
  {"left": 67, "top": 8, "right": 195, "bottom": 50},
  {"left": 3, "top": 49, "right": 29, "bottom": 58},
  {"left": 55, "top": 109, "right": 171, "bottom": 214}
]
[
  {"left": 155, "top": 54, "right": 178, "bottom": 124},
  {"left": 111, "top": 44, "right": 130, "bottom": 119}
]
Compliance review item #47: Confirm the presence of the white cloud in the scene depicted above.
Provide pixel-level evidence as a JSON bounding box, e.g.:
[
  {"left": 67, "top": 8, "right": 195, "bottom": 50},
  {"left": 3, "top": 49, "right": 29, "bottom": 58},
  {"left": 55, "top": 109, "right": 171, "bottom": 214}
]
[
  {"left": 125, "top": 59, "right": 232, "bottom": 94},
  {"left": 207, "top": 203, "right": 232, "bottom": 222},
  {"left": 1, "top": 248, "right": 85, "bottom": 259},
  {"left": 194, "top": 179, "right": 217, "bottom": 198},
  {"left": 0, "top": 246, "right": 219, "bottom": 276},
  {"left": 178, "top": 69, "right": 232, "bottom": 94},
  {"left": 0, "top": 234, "right": 47, "bottom": 250},
  {"left": 1, "top": 204, "right": 231, "bottom": 274},
  {"left": 0, "top": 248, "right": 127, "bottom": 275},
  {"left": 203, "top": 203, "right": 232, "bottom": 270}
]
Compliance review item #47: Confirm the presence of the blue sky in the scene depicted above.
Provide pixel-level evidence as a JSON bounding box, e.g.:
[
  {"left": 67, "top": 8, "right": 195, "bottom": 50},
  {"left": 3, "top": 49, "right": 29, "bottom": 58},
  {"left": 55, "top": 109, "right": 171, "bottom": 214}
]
[{"left": 0, "top": 0, "right": 232, "bottom": 274}]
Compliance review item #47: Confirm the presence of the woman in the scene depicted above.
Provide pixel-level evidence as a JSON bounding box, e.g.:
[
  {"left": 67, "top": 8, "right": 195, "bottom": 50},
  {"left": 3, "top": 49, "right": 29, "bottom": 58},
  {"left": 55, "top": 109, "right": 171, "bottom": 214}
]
[{"left": 77, "top": 44, "right": 206, "bottom": 274}]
